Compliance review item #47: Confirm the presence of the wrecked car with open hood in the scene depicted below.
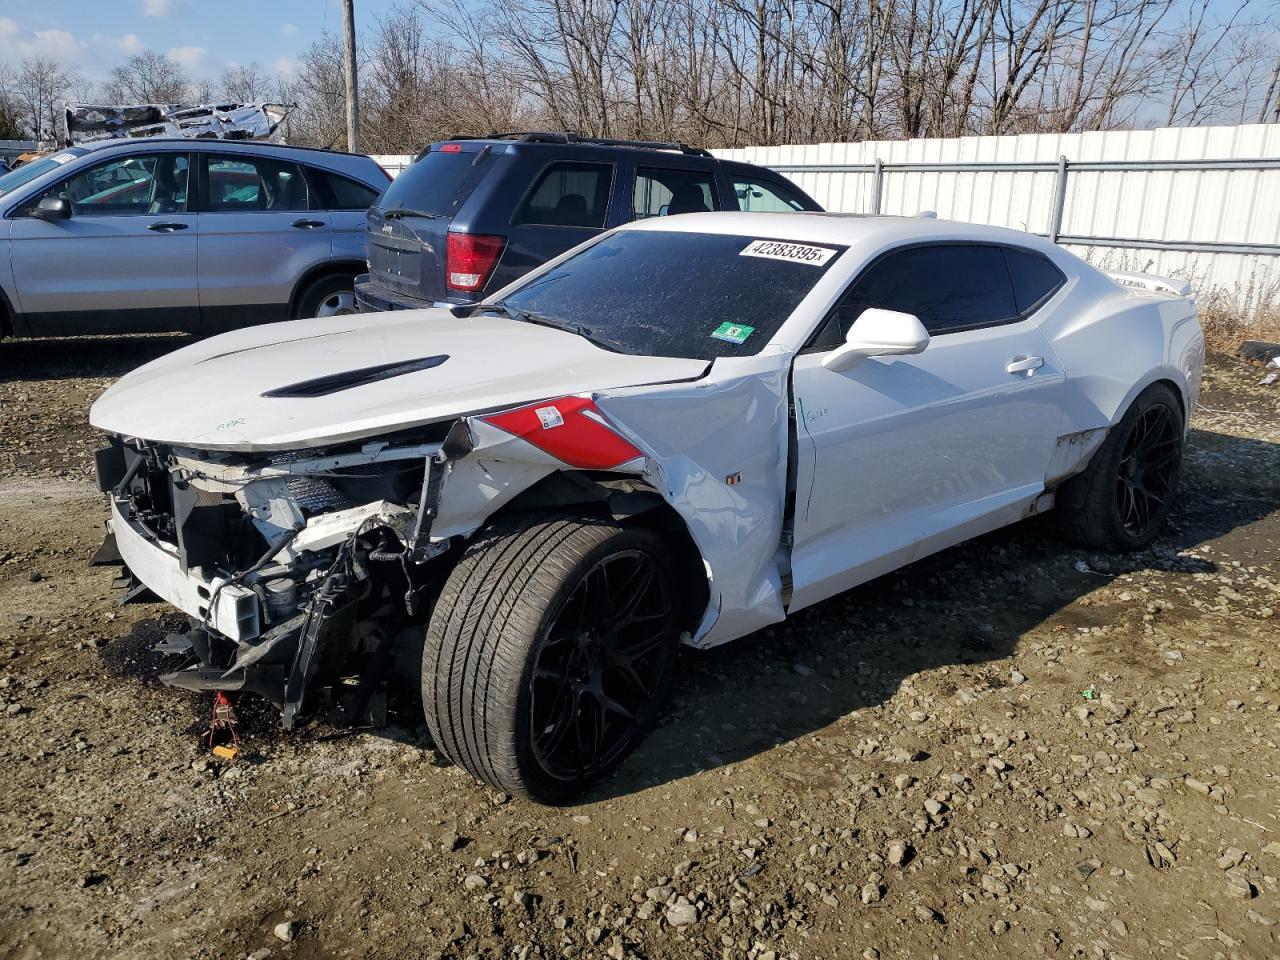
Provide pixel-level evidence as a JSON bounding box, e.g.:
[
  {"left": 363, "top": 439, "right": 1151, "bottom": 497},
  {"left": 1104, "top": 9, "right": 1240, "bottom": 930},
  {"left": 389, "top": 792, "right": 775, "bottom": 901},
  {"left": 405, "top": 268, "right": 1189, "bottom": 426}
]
[{"left": 91, "top": 212, "right": 1204, "bottom": 802}]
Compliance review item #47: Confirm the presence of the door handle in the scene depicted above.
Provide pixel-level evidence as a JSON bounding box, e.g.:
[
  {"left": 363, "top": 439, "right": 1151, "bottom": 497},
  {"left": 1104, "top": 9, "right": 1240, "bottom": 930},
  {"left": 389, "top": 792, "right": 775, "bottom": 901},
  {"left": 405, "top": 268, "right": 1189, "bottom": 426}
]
[
  {"left": 1006, "top": 355, "right": 1044, "bottom": 375},
  {"left": 147, "top": 221, "right": 189, "bottom": 232},
  {"left": 291, "top": 219, "right": 326, "bottom": 229}
]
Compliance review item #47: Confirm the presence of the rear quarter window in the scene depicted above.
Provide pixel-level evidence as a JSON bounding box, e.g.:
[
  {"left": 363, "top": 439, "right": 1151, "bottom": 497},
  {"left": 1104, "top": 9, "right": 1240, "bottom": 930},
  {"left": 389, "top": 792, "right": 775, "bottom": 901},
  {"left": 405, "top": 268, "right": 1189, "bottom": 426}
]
[
  {"left": 1002, "top": 246, "right": 1066, "bottom": 314},
  {"left": 315, "top": 169, "right": 382, "bottom": 210}
]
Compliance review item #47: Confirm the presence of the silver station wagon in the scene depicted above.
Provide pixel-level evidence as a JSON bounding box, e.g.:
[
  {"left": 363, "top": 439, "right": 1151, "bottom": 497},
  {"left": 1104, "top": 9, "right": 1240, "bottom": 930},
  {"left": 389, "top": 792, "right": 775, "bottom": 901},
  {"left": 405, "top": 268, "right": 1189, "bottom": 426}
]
[{"left": 0, "top": 138, "right": 389, "bottom": 339}]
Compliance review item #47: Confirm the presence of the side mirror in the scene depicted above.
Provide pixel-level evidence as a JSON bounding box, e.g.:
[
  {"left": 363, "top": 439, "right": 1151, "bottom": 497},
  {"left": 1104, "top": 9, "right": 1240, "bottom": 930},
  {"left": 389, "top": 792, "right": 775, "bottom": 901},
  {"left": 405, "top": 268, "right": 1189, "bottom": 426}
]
[
  {"left": 821, "top": 308, "right": 929, "bottom": 373},
  {"left": 31, "top": 195, "right": 71, "bottom": 222}
]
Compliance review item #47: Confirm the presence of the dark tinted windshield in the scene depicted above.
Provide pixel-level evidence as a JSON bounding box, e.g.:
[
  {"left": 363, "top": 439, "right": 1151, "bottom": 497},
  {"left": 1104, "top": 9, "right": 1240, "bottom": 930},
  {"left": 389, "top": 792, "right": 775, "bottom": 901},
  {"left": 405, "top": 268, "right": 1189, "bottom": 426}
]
[
  {"left": 493, "top": 231, "right": 845, "bottom": 360},
  {"left": 0, "top": 149, "right": 87, "bottom": 198},
  {"left": 377, "top": 148, "right": 494, "bottom": 217}
]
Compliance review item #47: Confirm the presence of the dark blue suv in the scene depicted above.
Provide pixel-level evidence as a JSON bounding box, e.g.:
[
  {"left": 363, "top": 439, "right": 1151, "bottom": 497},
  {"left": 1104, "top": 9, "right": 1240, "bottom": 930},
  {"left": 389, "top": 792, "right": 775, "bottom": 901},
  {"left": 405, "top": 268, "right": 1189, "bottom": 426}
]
[{"left": 354, "top": 132, "right": 821, "bottom": 311}]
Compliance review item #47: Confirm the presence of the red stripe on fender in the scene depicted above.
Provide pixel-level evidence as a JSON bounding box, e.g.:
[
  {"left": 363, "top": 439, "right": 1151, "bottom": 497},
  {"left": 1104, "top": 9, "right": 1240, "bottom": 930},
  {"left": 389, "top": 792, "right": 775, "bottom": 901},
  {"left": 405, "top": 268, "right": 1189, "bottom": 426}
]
[{"left": 481, "top": 397, "right": 644, "bottom": 469}]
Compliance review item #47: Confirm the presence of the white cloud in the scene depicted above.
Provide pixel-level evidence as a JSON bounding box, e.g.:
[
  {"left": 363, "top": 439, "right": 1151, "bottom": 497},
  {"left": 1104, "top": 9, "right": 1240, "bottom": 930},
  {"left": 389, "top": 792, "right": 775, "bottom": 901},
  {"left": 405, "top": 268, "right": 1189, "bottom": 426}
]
[
  {"left": 144, "top": 0, "right": 173, "bottom": 15},
  {"left": 281, "top": 23, "right": 298, "bottom": 37},
  {"left": 166, "top": 45, "right": 206, "bottom": 70},
  {"left": 118, "top": 33, "right": 144, "bottom": 54},
  {"left": 272, "top": 56, "right": 298, "bottom": 79},
  {"left": 0, "top": 19, "right": 84, "bottom": 64}
]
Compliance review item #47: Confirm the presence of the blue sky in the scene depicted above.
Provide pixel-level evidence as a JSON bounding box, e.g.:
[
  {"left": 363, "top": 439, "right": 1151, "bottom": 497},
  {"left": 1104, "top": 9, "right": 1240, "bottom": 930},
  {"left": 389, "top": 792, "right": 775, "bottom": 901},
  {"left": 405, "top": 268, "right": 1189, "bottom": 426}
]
[{"left": 0, "top": 0, "right": 403, "bottom": 87}]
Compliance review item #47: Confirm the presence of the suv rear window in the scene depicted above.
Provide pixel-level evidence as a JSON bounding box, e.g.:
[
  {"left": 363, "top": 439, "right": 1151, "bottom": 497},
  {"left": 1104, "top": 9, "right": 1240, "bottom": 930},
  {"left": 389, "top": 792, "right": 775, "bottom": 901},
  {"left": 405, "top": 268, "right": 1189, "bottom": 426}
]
[
  {"left": 378, "top": 149, "right": 494, "bottom": 218},
  {"left": 493, "top": 231, "right": 845, "bottom": 360},
  {"left": 515, "top": 161, "right": 612, "bottom": 228}
]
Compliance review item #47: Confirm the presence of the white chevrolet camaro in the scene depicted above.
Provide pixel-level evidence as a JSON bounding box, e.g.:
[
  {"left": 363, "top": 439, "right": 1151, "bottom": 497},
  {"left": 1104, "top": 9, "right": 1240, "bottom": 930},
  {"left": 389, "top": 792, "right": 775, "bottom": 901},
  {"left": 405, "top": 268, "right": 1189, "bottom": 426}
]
[{"left": 91, "top": 212, "right": 1204, "bottom": 801}]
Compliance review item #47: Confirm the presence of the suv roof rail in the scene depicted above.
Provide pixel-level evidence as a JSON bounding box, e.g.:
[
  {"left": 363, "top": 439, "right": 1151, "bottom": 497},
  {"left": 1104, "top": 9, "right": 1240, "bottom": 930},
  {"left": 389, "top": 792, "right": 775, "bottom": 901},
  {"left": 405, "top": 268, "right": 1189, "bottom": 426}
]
[{"left": 442, "top": 131, "right": 714, "bottom": 158}]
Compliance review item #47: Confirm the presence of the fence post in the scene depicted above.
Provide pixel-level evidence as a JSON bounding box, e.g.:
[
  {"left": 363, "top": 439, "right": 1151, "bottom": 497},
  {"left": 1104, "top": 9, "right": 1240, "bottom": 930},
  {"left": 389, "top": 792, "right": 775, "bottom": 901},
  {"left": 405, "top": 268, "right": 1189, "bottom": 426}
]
[
  {"left": 871, "top": 158, "right": 884, "bottom": 215},
  {"left": 1050, "top": 155, "right": 1068, "bottom": 242}
]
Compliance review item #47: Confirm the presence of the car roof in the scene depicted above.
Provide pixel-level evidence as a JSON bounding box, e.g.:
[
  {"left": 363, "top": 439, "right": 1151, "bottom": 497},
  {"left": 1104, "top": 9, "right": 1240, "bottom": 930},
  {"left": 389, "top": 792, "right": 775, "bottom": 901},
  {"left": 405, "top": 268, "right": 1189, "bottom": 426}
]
[
  {"left": 431, "top": 132, "right": 714, "bottom": 159},
  {"left": 616, "top": 210, "right": 1064, "bottom": 255},
  {"left": 77, "top": 137, "right": 352, "bottom": 157},
  {"left": 64, "top": 137, "right": 387, "bottom": 184}
]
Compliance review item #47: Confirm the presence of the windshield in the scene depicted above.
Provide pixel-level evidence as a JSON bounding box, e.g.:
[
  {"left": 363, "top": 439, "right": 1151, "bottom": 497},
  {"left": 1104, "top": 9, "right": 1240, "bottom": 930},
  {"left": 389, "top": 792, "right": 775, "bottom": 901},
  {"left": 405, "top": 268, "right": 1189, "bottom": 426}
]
[
  {"left": 491, "top": 231, "right": 845, "bottom": 360},
  {"left": 0, "top": 150, "right": 86, "bottom": 198},
  {"left": 376, "top": 147, "right": 495, "bottom": 218}
]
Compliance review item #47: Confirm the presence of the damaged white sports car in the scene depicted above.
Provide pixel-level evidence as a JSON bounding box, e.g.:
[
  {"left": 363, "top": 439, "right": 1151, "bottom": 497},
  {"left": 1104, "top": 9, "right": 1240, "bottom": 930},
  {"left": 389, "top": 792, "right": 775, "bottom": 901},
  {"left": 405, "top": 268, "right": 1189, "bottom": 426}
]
[{"left": 90, "top": 212, "right": 1204, "bottom": 802}]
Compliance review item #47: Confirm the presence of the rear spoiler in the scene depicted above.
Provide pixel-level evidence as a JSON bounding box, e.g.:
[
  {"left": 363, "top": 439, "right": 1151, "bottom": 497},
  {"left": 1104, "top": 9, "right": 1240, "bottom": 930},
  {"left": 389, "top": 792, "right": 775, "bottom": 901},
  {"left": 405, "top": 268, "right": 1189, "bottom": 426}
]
[{"left": 1103, "top": 270, "right": 1192, "bottom": 298}]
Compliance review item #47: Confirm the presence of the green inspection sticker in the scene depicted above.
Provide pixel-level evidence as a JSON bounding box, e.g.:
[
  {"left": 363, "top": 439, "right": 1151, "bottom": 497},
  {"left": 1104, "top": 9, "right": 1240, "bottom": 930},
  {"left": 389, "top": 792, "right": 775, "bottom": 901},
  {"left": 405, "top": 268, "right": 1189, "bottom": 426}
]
[{"left": 711, "top": 322, "right": 755, "bottom": 345}]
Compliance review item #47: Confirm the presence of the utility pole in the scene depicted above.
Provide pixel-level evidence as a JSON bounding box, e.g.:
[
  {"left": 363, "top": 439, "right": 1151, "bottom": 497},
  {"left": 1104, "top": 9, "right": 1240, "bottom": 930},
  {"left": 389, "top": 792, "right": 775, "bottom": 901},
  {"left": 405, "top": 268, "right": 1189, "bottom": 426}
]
[{"left": 342, "top": 0, "right": 359, "bottom": 153}]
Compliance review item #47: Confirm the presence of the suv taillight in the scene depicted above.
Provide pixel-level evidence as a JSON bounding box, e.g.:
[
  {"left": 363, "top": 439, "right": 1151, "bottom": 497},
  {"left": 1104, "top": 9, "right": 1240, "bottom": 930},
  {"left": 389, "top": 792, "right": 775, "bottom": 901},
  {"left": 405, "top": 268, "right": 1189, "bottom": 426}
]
[{"left": 446, "top": 232, "right": 506, "bottom": 292}]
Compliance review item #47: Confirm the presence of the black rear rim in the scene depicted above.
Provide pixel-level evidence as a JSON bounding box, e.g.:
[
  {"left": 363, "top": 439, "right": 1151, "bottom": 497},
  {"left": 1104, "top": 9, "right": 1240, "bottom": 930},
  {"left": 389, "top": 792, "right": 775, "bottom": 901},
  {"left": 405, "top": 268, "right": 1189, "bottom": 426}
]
[
  {"left": 1115, "top": 403, "right": 1180, "bottom": 536},
  {"left": 530, "top": 549, "right": 674, "bottom": 782}
]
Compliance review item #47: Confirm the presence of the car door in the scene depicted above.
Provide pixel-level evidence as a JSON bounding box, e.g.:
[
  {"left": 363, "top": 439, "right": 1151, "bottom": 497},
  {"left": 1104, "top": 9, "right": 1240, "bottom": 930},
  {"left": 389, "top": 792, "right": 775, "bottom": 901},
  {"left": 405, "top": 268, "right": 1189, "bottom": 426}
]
[
  {"left": 7, "top": 150, "right": 199, "bottom": 334},
  {"left": 501, "top": 159, "right": 617, "bottom": 280},
  {"left": 787, "top": 243, "right": 1067, "bottom": 612},
  {"left": 196, "top": 151, "right": 332, "bottom": 330}
]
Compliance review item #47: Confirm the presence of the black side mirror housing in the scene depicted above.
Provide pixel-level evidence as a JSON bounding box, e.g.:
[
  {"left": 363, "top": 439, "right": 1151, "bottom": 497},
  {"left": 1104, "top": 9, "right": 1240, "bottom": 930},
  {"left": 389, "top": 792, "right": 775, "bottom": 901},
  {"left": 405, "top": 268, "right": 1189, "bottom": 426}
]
[{"left": 31, "top": 195, "right": 71, "bottom": 221}]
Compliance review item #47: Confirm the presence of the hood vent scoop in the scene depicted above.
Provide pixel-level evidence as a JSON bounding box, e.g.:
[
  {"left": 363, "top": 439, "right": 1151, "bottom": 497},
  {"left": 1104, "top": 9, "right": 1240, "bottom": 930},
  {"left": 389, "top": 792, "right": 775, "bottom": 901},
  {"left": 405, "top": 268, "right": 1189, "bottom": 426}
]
[{"left": 262, "top": 355, "right": 450, "bottom": 398}]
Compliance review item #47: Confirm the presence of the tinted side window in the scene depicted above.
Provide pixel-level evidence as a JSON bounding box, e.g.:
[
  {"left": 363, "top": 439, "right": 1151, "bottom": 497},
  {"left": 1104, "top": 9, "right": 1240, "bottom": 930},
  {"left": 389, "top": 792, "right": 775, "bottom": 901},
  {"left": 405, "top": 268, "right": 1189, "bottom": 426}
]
[
  {"left": 315, "top": 170, "right": 381, "bottom": 210},
  {"left": 514, "top": 162, "right": 612, "bottom": 228},
  {"left": 834, "top": 245, "right": 1018, "bottom": 337},
  {"left": 633, "top": 167, "right": 719, "bottom": 219},
  {"left": 204, "top": 155, "right": 310, "bottom": 212},
  {"left": 46, "top": 154, "right": 188, "bottom": 216},
  {"left": 1002, "top": 246, "right": 1065, "bottom": 314},
  {"left": 733, "top": 177, "right": 807, "bottom": 212}
]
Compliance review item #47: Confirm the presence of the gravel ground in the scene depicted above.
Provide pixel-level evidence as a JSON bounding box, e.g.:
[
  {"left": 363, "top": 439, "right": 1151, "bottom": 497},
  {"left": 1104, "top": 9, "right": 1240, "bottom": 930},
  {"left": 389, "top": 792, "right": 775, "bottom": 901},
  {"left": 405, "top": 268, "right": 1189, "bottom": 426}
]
[{"left": 1, "top": 337, "right": 1278, "bottom": 960}]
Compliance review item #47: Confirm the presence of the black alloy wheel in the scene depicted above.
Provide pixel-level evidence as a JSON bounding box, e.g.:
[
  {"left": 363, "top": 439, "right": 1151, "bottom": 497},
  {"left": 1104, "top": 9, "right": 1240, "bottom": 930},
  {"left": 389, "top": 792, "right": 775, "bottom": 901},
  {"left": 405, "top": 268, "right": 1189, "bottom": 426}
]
[
  {"left": 1115, "top": 402, "right": 1181, "bottom": 537},
  {"left": 1055, "top": 381, "right": 1185, "bottom": 552},
  {"left": 422, "top": 514, "right": 683, "bottom": 802},
  {"left": 529, "top": 549, "right": 676, "bottom": 782}
]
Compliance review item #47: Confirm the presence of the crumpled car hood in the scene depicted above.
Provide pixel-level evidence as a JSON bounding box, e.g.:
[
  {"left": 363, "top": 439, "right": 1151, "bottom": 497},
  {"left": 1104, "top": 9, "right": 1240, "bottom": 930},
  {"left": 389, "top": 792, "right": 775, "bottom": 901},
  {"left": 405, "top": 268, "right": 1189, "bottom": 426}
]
[{"left": 90, "top": 309, "right": 708, "bottom": 451}]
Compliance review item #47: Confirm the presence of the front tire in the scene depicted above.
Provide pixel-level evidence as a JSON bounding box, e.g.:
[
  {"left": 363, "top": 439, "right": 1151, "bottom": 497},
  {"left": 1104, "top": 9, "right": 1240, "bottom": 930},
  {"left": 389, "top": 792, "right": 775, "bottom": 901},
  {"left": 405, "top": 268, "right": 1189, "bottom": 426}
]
[
  {"left": 1055, "top": 382, "right": 1185, "bottom": 551},
  {"left": 422, "top": 513, "right": 680, "bottom": 803}
]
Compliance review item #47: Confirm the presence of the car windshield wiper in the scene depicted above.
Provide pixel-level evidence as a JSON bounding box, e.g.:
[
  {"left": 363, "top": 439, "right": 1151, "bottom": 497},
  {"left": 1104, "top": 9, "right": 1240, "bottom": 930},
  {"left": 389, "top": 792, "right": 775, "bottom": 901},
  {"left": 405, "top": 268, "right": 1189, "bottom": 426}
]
[
  {"left": 382, "top": 207, "right": 442, "bottom": 220},
  {"left": 483, "top": 303, "right": 625, "bottom": 353}
]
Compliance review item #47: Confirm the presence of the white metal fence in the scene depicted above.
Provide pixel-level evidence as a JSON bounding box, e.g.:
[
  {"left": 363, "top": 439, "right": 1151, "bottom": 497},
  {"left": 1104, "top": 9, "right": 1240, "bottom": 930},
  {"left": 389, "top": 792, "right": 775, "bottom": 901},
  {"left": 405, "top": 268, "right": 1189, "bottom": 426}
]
[
  {"left": 373, "top": 123, "right": 1280, "bottom": 318},
  {"left": 372, "top": 154, "right": 415, "bottom": 178},
  {"left": 717, "top": 123, "right": 1280, "bottom": 319}
]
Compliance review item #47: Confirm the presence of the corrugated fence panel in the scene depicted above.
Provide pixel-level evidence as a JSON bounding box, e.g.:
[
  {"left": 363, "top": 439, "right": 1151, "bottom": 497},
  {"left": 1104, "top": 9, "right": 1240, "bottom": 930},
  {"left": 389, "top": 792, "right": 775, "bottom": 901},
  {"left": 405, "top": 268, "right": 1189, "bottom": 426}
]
[{"left": 716, "top": 123, "right": 1280, "bottom": 319}]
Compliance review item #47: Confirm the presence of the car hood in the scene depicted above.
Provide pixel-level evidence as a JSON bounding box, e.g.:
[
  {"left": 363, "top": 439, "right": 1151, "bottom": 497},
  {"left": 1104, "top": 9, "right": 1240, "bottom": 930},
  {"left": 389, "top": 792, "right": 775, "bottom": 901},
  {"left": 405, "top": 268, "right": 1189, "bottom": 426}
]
[{"left": 90, "top": 309, "right": 709, "bottom": 451}]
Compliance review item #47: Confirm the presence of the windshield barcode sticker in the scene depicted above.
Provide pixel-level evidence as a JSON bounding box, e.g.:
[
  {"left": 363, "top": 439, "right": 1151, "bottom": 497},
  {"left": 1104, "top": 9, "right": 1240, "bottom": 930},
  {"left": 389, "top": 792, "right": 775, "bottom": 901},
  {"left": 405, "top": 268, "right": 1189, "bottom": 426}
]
[{"left": 740, "top": 240, "right": 836, "bottom": 266}]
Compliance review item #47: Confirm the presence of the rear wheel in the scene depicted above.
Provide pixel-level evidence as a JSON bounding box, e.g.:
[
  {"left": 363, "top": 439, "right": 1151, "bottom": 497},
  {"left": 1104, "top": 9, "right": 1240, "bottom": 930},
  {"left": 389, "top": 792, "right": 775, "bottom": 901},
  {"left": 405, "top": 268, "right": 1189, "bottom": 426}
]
[
  {"left": 422, "top": 513, "right": 680, "bottom": 803},
  {"left": 294, "top": 273, "right": 357, "bottom": 319},
  {"left": 1055, "top": 382, "right": 1185, "bottom": 551}
]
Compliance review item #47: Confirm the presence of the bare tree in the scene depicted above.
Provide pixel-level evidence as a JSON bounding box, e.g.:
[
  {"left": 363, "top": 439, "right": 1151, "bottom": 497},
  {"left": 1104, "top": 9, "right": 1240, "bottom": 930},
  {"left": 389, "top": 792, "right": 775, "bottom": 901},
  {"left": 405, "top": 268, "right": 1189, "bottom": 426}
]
[
  {"left": 101, "top": 51, "right": 192, "bottom": 104},
  {"left": 220, "top": 62, "right": 275, "bottom": 102},
  {"left": 0, "top": 67, "right": 24, "bottom": 140},
  {"left": 2, "top": 0, "right": 1275, "bottom": 151},
  {"left": 289, "top": 35, "right": 350, "bottom": 149},
  {"left": 1262, "top": 53, "right": 1280, "bottom": 123},
  {"left": 13, "top": 58, "right": 79, "bottom": 143}
]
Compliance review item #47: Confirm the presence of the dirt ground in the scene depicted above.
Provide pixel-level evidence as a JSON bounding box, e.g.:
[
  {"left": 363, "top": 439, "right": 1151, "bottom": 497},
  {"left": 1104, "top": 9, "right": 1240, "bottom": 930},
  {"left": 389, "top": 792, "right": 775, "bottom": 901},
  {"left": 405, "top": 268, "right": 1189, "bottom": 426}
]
[{"left": 1, "top": 337, "right": 1278, "bottom": 960}]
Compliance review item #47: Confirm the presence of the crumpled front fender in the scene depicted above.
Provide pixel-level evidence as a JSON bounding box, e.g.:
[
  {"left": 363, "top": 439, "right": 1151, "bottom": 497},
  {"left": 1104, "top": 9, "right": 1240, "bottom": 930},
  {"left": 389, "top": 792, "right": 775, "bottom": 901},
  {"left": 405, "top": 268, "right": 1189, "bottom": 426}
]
[{"left": 596, "top": 355, "right": 792, "bottom": 648}]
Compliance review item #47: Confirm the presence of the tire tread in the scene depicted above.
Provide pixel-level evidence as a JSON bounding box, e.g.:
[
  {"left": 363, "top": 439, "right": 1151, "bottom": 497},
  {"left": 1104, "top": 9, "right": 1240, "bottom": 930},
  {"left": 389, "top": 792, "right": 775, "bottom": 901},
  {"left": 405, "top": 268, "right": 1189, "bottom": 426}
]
[{"left": 422, "top": 513, "right": 631, "bottom": 800}]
